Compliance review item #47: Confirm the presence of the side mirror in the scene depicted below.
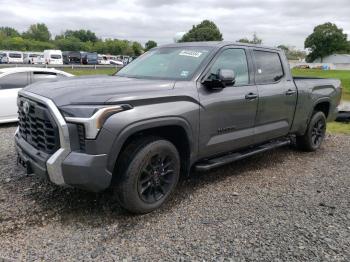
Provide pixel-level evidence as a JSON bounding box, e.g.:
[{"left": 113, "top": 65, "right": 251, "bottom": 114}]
[
  {"left": 218, "top": 69, "right": 235, "bottom": 87},
  {"left": 202, "top": 69, "right": 236, "bottom": 89}
]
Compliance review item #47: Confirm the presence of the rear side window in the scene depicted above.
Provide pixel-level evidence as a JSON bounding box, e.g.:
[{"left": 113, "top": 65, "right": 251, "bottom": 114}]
[
  {"left": 209, "top": 49, "right": 249, "bottom": 86},
  {"left": 32, "top": 72, "right": 57, "bottom": 83},
  {"left": 9, "top": 53, "right": 22, "bottom": 58},
  {"left": 51, "top": 55, "right": 61, "bottom": 59},
  {"left": 0, "top": 73, "right": 29, "bottom": 89},
  {"left": 253, "top": 51, "right": 284, "bottom": 84},
  {"left": 31, "top": 72, "right": 68, "bottom": 83}
]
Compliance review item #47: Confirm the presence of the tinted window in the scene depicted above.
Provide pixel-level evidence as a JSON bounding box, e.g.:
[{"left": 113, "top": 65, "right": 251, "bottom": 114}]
[
  {"left": 0, "top": 73, "right": 28, "bottom": 89},
  {"left": 254, "top": 51, "right": 284, "bottom": 84},
  {"left": 51, "top": 55, "right": 61, "bottom": 59},
  {"left": 209, "top": 49, "right": 249, "bottom": 86},
  {"left": 32, "top": 72, "right": 58, "bottom": 83},
  {"left": 9, "top": 53, "right": 22, "bottom": 58}
]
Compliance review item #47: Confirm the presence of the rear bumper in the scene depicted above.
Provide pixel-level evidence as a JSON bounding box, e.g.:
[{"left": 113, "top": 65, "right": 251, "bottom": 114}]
[{"left": 15, "top": 91, "right": 112, "bottom": 192}]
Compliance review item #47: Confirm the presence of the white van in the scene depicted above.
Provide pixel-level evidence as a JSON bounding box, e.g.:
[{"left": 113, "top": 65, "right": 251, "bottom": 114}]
[
  {"left": 23, "top": 52, "right": 44, "bottom": 64},
  {"left": 1, "top": 51, "right": 23, "bottom": 64},
  {"left": 43, "top": 50, "right": 63, "bottom": 65}
]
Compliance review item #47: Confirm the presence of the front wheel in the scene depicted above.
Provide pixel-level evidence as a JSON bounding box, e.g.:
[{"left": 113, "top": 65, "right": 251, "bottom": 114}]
[
  {"left": 114, "top": 137, "right": 180, "bottom": 214},
  {"left": 296, "top": 111, "right": 326, "bottom": 151}
]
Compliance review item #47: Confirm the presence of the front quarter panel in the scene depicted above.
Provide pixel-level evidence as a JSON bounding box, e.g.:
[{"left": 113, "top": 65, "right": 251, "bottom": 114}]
[{"left": 100, "top": 81, "right": 200, "bottom": 173}]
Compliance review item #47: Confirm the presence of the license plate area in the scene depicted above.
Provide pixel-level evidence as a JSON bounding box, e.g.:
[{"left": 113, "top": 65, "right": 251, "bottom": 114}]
[{"left": 17, "top": 151, "right": 33, "bottom": 174}]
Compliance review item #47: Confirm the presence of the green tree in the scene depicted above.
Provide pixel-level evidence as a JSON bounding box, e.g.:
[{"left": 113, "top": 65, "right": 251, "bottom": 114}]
[
  {"left": 180, "top": 20, "right": 223, "bottom": 42},
  {"left": 237, "top": 33, "right": 262, "bottom": 45},
  {"left": 63, "top": 29, "right": 98, "bottom": 42},
  {"left": 0, "top": 27, "right": 20, "bottom": 37},
  {"left": 23, "top": 23, "right": 51, "bottom": 42},
  {"left": 277, "top": 45, "right": 289, "bottom": 52},
  {"left": 277, "top": 45, "right": 306, "bottom": 60},
  {"left": 132, "top": 41, "right": 143, "bottom": 56},
  {"left": 305, "top": 22, "right": 349, "bottom": 62},
  {"left": 145, "top": 40, "right": 157, "bottom": 51},
  {"left": 54, "top": 36, "right": 83, "bottom": 51}
]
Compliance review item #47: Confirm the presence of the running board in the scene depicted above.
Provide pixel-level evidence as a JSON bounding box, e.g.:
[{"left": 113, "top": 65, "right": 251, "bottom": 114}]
[{"left": 195, "top": 139, "right": 291, "bottom": 172}]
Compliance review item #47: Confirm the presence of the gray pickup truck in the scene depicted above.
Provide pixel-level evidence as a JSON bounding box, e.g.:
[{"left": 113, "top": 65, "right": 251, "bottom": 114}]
[{"left": 15, "top": 42, "right": 342, "bottom": 213}]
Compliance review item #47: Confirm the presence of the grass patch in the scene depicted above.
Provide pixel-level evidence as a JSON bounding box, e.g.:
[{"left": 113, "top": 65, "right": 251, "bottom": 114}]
[
  {"left": 63, "top": 68, "right": 118, "bottom": 76},
  {"left": 327, "top": 122, "right": 350, "bottom": 135},
  {"left": 292, "top": 69, "right": 350, "bottom": 135},
  {"left": 292, "top": 69, "right": 350, "bottom": 101}
]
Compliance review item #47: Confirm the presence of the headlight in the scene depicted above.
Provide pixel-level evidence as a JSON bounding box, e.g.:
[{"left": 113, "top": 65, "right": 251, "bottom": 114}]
[{"left": 62, "top": 104, "right": 131, "bottom": 139}]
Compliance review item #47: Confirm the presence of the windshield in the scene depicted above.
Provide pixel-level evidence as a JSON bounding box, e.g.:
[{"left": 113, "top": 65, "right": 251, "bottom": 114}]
[{"left": 117, "top": 47, "right": 212, "bottom": 80}]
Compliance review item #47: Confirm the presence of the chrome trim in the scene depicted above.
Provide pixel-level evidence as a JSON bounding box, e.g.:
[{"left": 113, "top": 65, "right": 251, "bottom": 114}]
[
  {"left": 18, "top": 90, "right": 71, "bottom": 186},
  {"left": 65, "top": 105, "right": 123, "bottom": 139}
]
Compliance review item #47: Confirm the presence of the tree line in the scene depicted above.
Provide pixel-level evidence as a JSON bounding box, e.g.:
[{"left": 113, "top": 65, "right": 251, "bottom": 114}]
[
  {"left": 177, "top": 20, "right": 350, "bottom": 62},
  {"left": 0, "top": 23, "right": 158, "bottom": 56},
  {"left": 1, "top": 21, "right": 350, "bottom": 62}
]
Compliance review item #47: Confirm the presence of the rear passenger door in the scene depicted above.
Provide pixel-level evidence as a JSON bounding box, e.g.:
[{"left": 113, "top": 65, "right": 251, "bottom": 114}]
[{"left": 253, "top": 50, "right": 297, "bottom": 143}]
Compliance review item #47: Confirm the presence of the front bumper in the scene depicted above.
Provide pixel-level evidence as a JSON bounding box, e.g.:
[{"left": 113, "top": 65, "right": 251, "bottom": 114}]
[{"left": 15, "top": 91, "right": 112, "bottom": 192}]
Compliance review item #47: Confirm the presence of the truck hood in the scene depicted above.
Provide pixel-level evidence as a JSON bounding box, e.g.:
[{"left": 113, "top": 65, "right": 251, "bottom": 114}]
[{"left": 23, "top": 76, "right": 175, "bottom": 106}]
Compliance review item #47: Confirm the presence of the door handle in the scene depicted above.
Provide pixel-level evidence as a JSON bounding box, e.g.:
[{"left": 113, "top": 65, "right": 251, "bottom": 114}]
[
  {"left": 245, "top": 93, "right": 258, "bottom": 100},
  {"left": 285, "top": 89, "right": 296, "bottom": 96}
]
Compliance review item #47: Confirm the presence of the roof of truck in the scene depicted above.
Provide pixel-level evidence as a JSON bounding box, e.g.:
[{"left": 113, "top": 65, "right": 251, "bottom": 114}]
[{"left": 160, "top": 41, "right": 280, "bottom": 51}]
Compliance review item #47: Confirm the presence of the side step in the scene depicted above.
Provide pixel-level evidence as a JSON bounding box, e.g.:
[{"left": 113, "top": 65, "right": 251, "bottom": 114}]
[{"left": 195, "top": 139, "right": 291, "bottom": 172}]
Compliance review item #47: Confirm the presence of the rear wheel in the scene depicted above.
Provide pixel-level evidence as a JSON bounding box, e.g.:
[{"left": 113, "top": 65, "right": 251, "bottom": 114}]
[
  {"left": 296, "top": 111, "right": 326, "bottom": 151},
  {"left": 114, "top": 136, "right": 180, "bottom": 214}
]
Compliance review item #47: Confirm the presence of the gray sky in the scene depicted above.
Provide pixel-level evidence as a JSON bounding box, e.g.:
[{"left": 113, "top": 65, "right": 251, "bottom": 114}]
[{"left": 0, "top": 0, "right": 349, "bottom": 49}]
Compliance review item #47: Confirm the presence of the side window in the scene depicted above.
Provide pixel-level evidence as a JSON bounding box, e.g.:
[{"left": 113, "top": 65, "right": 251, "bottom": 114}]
[
  {"left": 209, "top": 49, "right": 249, "bottom": 86},
  {"left": 254, "top": 51, "right": 284, "bottom": 84},
  {"left": 32, "top": 72, "right": 57, "bottom": 83},
  {"left": 0, "top": 73, "right": 29, "bottom": 89}
]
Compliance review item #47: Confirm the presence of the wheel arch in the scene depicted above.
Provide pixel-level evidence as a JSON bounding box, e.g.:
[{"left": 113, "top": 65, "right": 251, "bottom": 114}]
[
  {"left": 107, "top": 117, "right": 196, "bottom": 177},
  {"left": 313, "top": 99, "right": 331, "bottom": 118}
]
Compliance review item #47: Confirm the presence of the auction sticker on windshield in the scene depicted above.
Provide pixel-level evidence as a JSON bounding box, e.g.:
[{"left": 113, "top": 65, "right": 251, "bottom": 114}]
[{"left": 179, "top": 50, "right": 203, "bottom": 58}]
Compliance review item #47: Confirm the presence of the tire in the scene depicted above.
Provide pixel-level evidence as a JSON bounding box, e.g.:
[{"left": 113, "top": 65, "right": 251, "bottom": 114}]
[
  {"left": 296, "top": 111, "right": 327, "bottom": 152},
  {"left": 114, "top": 136, "right": 180, "bottom": 214}
]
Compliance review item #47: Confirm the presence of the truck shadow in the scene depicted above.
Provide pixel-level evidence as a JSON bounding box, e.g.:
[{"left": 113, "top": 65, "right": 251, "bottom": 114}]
[
  {"left": 28, "top": 148, "right": 291, "bottom": 220},
  {"left": 1, "top": 145, "right": 302, "bottom": 235}
]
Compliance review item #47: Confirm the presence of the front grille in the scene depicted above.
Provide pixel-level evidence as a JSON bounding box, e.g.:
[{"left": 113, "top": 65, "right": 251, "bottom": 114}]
[{"left": 18, "top": 97, "right": 60, "bottom": 154}]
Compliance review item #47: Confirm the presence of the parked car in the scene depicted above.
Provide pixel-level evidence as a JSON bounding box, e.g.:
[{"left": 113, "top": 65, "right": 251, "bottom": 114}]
[
  {"left": 43, "top": 50, "right": 63, "bottom": 65},
  {"left": 0, "top": 52, "right": 5, "bottom": 64},
  {"left": 81, "top": 52, "right": 98, "bottom": 65},
  {"left": 108, "top": 59, "right": 124, "bottom": 66},
  {"left": 336, "top": 102, "right": 350, "bottom": 122},
  {"left": 0, "top": 67, "right": 73, "bottom": 123},
  {"left": 98, "top": 54, "right": 110, "bottom": 65},
  {"left": 15, "top": 42, "right": 341, "bottom": 214},
  {"left": 62, "top": 51, "right": 82, "bottom": 64},
  {"left": 1, "top": 51, "right": 23, "bottom": 64},
  {"left": 23, "top": 52, "right": 44, "bottom": 64}
]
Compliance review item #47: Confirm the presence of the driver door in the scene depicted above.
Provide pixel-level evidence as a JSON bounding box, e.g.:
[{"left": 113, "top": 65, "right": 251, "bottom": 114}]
[{"left": 197, "top": 48, "right": 258, "bottom": 158}]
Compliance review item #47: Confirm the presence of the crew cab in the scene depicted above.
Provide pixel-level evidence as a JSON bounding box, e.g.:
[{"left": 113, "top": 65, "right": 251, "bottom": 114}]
[{"left": 15, "top": 42, "right": 341, "bottom": 214}]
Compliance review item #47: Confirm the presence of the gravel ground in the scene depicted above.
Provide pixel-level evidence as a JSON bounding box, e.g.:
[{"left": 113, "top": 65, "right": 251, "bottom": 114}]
[{"left": 0, "top": 123, "right": 349, "bottom": 261}]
